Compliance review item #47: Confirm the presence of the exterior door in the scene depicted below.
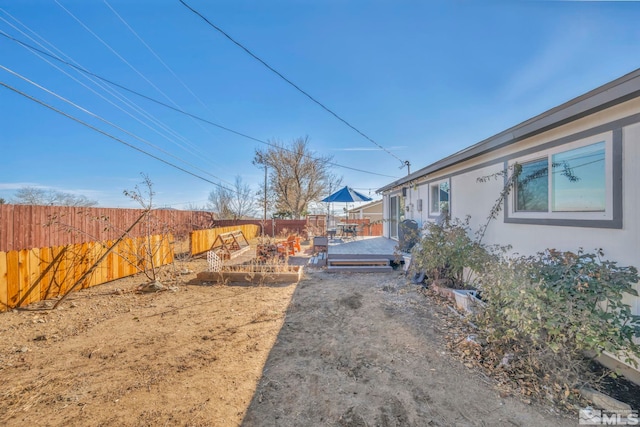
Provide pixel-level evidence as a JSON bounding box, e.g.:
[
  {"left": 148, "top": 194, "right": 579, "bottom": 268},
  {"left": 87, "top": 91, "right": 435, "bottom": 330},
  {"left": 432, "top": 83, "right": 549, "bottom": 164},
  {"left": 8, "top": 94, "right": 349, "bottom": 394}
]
[{"left": 389, "top": 195, "right": 402, "bottom": 239}]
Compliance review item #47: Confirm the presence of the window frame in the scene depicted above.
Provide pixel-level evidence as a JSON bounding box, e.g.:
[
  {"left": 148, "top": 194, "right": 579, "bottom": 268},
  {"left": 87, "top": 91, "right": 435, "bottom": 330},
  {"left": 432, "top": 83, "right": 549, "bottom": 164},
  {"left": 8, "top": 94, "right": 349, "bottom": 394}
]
[
  {"left": 507, "top": 131, "right": 614, "bottom": 223},
  {"left": 428, "top": 179, "right": 450, "bottom": 217}
]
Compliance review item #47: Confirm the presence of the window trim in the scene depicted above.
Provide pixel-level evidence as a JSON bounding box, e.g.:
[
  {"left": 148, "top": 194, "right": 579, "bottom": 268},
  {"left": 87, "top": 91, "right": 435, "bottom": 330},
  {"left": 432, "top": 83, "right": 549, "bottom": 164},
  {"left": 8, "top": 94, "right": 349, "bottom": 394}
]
[{"left": 505, "top": 130, "right": 621, "bottom": 228}]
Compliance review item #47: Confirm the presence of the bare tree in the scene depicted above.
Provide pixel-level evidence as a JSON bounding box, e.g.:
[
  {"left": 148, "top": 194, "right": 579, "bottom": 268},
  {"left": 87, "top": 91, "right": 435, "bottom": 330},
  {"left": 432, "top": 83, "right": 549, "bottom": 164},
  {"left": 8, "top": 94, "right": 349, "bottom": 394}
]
[
  {"left": 254, "top": 136, "right": 340, "bottom": 219},
  {"left": 207, "top": 176, "right": 256, "bottom": 220},
  {"left": 122, "top": 174, "right": 173, "bottom": 284},
  {"left": 12, "top": 186, "right": 98, "bottom": 206},
  {"left": 208, "top": 184, "right": 234, "bottom": 220}
]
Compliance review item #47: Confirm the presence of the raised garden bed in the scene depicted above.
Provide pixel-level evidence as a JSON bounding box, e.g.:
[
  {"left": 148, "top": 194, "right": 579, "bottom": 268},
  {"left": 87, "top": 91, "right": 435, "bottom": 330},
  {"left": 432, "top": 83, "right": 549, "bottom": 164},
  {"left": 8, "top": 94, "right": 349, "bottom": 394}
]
[{"left": 197, "top": 265, "right": 304, "bottom": 285}]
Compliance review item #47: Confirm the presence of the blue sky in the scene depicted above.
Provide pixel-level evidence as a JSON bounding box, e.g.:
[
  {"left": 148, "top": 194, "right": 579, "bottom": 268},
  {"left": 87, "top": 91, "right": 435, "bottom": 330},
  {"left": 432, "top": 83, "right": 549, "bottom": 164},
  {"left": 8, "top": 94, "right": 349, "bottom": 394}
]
[{"left": 1, "top": 0, "right": 639, "bottom": 209}]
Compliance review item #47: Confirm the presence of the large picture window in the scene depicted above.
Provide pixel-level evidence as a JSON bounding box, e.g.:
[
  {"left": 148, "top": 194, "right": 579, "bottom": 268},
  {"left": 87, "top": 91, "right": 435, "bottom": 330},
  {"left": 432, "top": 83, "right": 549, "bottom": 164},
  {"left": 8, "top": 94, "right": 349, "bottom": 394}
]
[
  {"left": 515, "top": 141, "right": 605, "bottom": 213},
  {"left": 509, "top": 131, "right": 613, "bottom": 224}
]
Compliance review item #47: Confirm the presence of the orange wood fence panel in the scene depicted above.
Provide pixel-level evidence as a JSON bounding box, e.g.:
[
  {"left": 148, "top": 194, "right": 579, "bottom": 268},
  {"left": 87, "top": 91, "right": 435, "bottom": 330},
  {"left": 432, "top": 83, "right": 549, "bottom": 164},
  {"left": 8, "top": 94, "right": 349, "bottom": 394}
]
[
  {"left": 0, "top": 234, "right": 173, "bottom": 312},
  {"left": 190, "top": 225, "right": 260, "bottom": 256}
]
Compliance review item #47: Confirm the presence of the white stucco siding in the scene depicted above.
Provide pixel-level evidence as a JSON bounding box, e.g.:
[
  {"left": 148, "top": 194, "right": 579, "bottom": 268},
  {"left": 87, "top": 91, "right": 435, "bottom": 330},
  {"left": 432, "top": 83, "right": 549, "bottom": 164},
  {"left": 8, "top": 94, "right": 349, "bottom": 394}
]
[
  {"left": 445, "top": 118, "right": 640, "bottom": 318},
  {"left": 623, "top": 122, "right": 640, "bottom": 317},
  {"left": 381, "top": 85, "right": 640, "bottom": 369},
  {"left": 405, "top": 184, "right": 425, "bottom": 226},
  {"left": 382, "top": 194, "right": 390, "bottom": 238},
  {"left": 449, "top": 163, "right": 505, "bottom": 235}
]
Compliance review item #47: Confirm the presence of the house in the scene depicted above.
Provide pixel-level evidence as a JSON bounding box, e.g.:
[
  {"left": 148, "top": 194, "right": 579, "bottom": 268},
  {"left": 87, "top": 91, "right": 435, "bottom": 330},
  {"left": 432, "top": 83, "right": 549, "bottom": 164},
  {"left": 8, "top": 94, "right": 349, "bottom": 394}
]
[
  {"left": 377, "top": 68, "right": 640, "bottom": 375},
  {"left": 347, "top": 199, "right": 383, "bottom": 222}
]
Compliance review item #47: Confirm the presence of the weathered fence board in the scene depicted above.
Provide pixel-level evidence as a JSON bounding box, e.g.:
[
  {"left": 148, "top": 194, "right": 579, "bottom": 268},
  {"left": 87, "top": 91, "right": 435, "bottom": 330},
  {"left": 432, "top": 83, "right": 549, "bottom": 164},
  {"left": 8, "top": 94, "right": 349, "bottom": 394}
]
[
  {"left": 0, "top": 205, "right": 214, "bottom": 252},
  {"left": 6, "top": 250, "right": 19, "bottom": 308},
  {"left": 211, "top": 219, "right": 308, "bottom": 238},
  {"left": 0, "top": 234, "right": 173, "bottom": 312}
]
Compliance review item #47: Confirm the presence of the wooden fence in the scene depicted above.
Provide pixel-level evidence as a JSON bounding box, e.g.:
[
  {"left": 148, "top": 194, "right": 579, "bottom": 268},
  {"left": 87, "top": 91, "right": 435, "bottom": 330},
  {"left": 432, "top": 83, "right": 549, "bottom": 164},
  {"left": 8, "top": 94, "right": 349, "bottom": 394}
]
[
  {"left": 0, "top": 234, "right": 173, "bottom": 312},
  {"left": 0, "top": 205, "right": 214, "bottom": 252},
  {"left": 190, "top": 224, "right": 261, "bottom": 256},
  {"left": 209, "top": 219, "right": 383, "bottom": 238},
  {"left": 346, "top": 219, "right": 383, "bottom": 237},
  {"left": 210, "top": 219, "right": 309, "bottom": 238}
]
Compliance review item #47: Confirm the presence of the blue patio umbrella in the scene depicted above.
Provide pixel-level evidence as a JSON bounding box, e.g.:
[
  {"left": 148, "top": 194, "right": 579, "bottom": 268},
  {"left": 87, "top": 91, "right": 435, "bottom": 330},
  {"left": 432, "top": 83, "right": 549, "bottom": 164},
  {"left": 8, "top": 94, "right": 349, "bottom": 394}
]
[
  {"left": 321, "top": 186, "right": 372, "bottom": 203},
  {"left": 322, "top": 186, "right": 372, "bottom": 227}
]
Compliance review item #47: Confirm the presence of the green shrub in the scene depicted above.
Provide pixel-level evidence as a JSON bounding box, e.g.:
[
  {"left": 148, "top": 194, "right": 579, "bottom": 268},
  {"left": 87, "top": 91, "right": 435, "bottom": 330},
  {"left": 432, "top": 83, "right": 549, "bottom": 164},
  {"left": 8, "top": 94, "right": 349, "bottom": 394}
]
[
  {"left": 410, "top": 216, "right": 495, "bottom": 288},
  {"left": 480, "top": 248, "right": 640, "bottom": 370}
]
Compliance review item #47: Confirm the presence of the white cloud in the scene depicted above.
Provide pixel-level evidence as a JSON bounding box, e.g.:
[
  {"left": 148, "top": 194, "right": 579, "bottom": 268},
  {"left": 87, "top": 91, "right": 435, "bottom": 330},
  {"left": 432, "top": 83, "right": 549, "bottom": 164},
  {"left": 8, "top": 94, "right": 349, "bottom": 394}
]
[{"left": 501, "top": 24, "right": 591, "bottom": 102}]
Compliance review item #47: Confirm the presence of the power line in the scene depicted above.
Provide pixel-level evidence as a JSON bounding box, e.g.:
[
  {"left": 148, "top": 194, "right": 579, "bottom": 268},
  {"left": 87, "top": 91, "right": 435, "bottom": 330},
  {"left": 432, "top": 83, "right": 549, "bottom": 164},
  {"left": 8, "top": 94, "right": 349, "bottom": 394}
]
[
  {"left": 102, "top": 0, "right": 229, "bottom": 159},
  {"left": 0, "top": 81, "right": 237, "bottom": 193},
  {"left": 0, "top": 64, "right": 235, "bottom": 188},
  {"left": 179, "top": 0, "right": 408, "bottom": 168},
  {"left": 103, "top": 0, "right": 215, "bottom": 118},
  {"left": 0, "top": 12, "right": 225, "bottom": 172},
  {"left": 53, "top": 0, "right": 214, "bottom": 162},
  {"left": 0, "top": 30, "right": 398, "bottom": 179}
]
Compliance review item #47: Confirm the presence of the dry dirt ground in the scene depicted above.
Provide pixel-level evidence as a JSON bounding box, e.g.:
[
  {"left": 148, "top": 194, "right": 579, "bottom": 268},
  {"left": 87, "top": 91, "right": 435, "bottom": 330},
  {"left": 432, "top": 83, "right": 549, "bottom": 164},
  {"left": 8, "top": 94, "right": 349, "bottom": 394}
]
[{"left": 0, "top": 248, "right": 576, "bottom": 426}]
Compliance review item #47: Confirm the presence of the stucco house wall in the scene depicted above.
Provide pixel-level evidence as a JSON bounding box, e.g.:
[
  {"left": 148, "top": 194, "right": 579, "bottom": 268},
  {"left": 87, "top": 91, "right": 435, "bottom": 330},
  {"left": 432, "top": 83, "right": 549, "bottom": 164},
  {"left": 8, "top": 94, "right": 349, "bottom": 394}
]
[{"left": 379, "top": 71, "right": 640, "bottom": 366}]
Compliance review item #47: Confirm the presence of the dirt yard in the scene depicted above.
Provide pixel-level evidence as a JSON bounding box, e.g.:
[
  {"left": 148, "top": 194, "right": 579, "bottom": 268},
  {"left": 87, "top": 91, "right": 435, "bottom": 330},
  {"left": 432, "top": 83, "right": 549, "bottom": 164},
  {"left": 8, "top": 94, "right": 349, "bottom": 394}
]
[{"left": 0, "top": 251, "right": 576, "bottom": 426}]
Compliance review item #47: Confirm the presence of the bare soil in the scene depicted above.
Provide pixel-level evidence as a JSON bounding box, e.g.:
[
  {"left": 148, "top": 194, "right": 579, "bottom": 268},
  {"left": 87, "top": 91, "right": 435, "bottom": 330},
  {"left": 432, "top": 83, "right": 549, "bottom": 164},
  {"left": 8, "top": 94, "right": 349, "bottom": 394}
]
[{"left": 0, "top": 249, "right": 576, "bottom": 426}]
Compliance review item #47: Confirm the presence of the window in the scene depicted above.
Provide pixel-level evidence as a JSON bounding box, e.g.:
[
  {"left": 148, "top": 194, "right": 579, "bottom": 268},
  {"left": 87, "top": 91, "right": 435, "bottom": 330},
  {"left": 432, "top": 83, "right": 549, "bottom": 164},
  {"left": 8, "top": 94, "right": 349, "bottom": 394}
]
[
  {"left": 516, "top": 158, "right": 549, "bottom": 212},
  {"left": 552, "top": 142, "right": 605, "bottom": 212},
  {"left": 429, "top": 180, "right": 449, "bottom": 216},
  {"left": 509, "top": 132, "right": 613, "bottom": 223}
]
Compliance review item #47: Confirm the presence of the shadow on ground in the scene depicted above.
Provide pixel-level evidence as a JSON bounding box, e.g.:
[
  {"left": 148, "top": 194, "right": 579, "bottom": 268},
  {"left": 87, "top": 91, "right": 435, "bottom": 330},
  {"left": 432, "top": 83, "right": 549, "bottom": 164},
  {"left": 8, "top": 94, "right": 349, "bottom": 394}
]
[{"left": 240, "top": 270, "right": 575, "bottom": 427}]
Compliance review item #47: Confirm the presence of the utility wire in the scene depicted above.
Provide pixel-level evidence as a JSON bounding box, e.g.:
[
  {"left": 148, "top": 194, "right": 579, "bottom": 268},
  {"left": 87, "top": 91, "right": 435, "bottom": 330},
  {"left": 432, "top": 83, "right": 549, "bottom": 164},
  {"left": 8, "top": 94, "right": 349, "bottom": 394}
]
[
  {"left": 0, "top": 13, "right": 221, "bottom": 170},
  {"left": 102, "top": 0, "right": 226, "bottom": 153},
  {"left": 54, "top": 0, "right": 214, "bottom": 161},
  {"left": 0, "top": 81, "right": 236, "bottom": 193},
  {"left": 0, "top": 30, "right": 398, "bottom": 179},
  {"left": 0, "top": 64, "right": 235, "bottom": 188},
  {"left": 179, "top": 0, "right": 407, "bottom": 167},
  {"left": 103, "top": 0, "right": 215, "bottom": 118}
]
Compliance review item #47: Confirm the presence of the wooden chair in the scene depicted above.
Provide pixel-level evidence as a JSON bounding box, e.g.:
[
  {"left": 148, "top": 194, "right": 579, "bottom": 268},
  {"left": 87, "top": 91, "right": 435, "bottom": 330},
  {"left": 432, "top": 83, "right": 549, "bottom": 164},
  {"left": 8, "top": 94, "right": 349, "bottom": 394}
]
[
  {"left": 286, "top": 235, "right": 301, "bottom": 253},
  {"left": 276, "top": 241, "right": 292, "bottom": 257}
]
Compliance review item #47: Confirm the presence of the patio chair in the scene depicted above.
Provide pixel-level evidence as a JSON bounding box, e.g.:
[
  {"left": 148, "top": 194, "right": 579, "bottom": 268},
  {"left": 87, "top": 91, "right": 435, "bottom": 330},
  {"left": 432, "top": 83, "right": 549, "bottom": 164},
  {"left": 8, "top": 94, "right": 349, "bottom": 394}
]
[
  {"left": 286, "top": 235, "right": 301, "bottom": 253},
  {"left": 276, "top": 240, "right": 295, "bottom": 256},
  {"left": 343, "top": 225, "right": 357, "bottom": 240}
]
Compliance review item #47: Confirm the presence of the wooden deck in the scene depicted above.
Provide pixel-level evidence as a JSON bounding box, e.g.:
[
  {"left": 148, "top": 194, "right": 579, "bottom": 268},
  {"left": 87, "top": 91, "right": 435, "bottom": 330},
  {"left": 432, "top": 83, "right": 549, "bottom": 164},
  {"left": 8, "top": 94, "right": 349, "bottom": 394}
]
[
  {"left": 321, "top": 237, "right": 401, "bottom": 272},
  {"left": 327, "top": 236, "right": 399, "bottom": 258}
]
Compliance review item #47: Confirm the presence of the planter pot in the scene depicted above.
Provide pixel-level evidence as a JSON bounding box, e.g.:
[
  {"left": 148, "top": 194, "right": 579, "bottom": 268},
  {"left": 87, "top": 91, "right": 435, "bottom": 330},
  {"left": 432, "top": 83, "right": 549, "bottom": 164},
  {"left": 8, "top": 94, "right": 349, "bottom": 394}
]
[
  {"left": 453, "top": 289, "right": 477, "bottom": 312},
  {"left": 313, "top": 236, "right": 328, "bottom": 253},
  {"left": 466, "top": 292, "right": 486, "bottom": 314},
  {"left": 197, "top": 265, "right": 303, "bottom": 285},
  {"left": 453, "top": 289, "right": 486, "bottom": 314},
  {"left": 402, "top": 255, "right": 412, "bottom": 273}
]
